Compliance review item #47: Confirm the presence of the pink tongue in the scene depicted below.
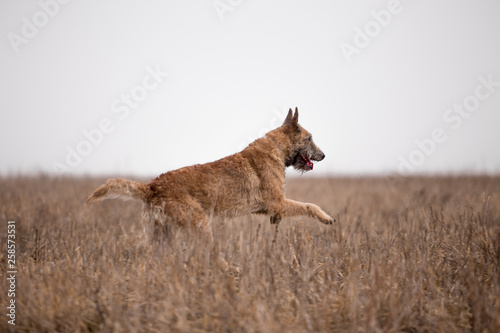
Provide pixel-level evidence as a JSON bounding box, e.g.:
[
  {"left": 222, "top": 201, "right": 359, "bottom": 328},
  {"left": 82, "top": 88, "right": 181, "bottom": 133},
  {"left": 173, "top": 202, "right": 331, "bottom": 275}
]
[
  {"left": 306, "top": 159, "right": 313, "bottom": 170},
  {"left": 302, "top": 154, "right": 314, "bottom": 170}
]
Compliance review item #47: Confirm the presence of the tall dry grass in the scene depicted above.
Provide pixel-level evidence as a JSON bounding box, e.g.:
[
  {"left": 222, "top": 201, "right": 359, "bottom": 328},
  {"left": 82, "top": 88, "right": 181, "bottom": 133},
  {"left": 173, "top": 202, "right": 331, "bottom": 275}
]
[{"left": 0, "top": 175, "right": 499, "bottom": 332}]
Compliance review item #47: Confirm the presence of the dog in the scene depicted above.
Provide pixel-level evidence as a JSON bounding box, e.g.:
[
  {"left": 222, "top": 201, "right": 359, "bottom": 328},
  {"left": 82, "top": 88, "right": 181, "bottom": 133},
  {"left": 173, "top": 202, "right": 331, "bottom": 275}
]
[{"left": 86, "top": 108, "right": 334, "bottom": 239}]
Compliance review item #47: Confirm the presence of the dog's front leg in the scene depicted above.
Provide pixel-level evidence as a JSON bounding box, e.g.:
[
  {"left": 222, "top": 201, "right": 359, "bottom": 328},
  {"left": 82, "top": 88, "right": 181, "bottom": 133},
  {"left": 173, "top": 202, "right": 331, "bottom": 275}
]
[
  {"left": 270, "top": 214, "right": 281, "bottom": 225},
  {"left": 276, "top": 199, "right": 334, "bottom": 225},
  {"left": 254, "top": 208, "right": 281, "bottom": 225}
]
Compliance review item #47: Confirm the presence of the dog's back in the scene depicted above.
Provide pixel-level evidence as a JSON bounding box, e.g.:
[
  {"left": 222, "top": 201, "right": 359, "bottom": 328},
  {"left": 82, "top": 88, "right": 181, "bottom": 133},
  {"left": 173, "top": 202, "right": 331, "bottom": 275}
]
[{"left": 147, "top": 148, "right": 268, "bottom": 218}]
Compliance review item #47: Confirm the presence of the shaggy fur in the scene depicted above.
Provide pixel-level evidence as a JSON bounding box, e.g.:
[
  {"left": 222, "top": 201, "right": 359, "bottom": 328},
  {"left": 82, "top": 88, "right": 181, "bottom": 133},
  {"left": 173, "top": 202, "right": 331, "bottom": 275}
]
[{"left": 87, "top": 108, "right": 334, "bottom": 238}]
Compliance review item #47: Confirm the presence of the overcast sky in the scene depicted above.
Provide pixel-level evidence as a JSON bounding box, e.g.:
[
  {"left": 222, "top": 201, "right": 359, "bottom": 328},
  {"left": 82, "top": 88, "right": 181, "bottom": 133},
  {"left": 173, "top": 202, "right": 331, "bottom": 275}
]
[{"left": 1, "top": 0, "right": 499, "bottom": 178}]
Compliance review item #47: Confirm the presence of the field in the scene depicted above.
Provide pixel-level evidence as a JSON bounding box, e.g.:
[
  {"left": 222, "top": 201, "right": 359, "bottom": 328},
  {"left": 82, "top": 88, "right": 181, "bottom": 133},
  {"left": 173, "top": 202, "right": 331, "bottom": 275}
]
[{"left": 1, "top": 175, "right": 499, "bottom": 332}]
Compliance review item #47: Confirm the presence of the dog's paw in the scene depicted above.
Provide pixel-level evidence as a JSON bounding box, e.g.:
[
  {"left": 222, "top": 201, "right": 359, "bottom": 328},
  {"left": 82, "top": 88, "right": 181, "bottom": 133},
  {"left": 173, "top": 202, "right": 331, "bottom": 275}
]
[
  {"left": 270, "top": 215, "right": 281, "bottom": 225},
  {"left": 320, "top": 214, "right": 335, "bottom": 225}
]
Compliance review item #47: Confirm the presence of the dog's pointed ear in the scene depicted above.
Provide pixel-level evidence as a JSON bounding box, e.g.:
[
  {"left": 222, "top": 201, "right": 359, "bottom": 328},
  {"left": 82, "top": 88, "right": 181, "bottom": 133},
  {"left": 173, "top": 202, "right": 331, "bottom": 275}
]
[
  {"left": 292, "top": 107, "right": 299, "bottom": 124},
  {"left": 283, "top": 108, "right": 293, "bottom": 126}
]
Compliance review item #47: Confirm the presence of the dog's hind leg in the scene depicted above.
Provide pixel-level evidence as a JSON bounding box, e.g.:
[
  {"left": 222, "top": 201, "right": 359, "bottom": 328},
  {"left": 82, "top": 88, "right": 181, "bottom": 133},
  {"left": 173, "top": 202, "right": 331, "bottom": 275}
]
[
  {"left": 164, "top": 200, "right": 212, "bottom": 240},
  {"left": 141, "top": 204, "right": 173, "bottom": 241}
]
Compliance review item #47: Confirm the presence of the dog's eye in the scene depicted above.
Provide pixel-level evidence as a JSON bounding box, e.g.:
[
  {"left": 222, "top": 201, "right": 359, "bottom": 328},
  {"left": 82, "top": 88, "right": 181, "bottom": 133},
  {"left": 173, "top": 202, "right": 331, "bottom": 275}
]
[{"left": 307, "top": 136, "right": 312, "bottom": 141}]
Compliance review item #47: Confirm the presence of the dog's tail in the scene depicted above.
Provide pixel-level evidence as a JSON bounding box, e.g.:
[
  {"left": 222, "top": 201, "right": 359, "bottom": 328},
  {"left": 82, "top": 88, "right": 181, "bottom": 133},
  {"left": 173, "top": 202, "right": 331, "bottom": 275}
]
[{"left": 86, "top": 178, "right": 149, "bottom": 204}]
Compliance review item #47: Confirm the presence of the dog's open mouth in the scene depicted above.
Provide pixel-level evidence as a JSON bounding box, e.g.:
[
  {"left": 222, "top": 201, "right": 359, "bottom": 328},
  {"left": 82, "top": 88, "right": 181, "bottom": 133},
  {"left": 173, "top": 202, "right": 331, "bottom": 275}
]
[
  {"left": 289, "top": 152, "right": 319, "bottom": 172},
  {"left": 301, "top": 154, "right": 314, "bottom": 170},
  {"left": 290, "top": 153, "right": 314, "bottom": 172}
]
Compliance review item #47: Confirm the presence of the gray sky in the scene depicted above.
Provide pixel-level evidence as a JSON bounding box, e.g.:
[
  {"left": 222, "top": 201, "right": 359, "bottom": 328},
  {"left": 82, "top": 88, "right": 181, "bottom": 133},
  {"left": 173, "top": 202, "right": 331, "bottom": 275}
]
[{"left": 1, "top": 0, "right": 499, "bottom": 177}]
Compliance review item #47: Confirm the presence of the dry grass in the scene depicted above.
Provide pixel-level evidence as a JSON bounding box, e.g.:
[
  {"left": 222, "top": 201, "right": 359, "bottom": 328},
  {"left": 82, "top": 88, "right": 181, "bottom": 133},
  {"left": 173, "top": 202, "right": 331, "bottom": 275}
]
[{"left": 1, "top": 175, "right": 499, "bottom": 332}]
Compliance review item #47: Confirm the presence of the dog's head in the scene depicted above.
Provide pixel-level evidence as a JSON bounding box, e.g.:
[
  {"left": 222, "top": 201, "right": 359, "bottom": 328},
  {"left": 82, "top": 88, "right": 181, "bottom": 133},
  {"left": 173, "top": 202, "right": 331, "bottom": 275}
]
[{"left": 281, "top": 108, "right": 325, "bottom": 172}]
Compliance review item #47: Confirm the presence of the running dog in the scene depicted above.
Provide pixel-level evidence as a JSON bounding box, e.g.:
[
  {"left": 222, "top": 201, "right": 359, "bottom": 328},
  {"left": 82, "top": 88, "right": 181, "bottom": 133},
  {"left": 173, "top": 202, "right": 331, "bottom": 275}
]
[{"left": 86, "top": 108, "right": 334, "bottom": 238}]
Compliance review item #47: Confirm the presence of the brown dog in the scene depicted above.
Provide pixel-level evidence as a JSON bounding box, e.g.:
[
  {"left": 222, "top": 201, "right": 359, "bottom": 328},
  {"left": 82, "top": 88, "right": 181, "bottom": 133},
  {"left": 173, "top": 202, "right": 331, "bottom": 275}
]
[{"left": 87, "top": 108, "right": 334, "bottom": 238}]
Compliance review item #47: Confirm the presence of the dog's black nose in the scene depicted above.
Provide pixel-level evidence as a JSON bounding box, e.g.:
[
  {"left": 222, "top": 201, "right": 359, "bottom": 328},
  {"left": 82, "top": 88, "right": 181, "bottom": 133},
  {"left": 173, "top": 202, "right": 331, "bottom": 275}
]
[{"left": 319, "top": 152, "right": 325, "bottom": 161}]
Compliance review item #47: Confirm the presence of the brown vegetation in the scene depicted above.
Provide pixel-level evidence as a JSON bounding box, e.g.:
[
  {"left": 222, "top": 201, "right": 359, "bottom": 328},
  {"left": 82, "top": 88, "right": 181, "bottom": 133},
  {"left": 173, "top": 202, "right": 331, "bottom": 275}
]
[{"left": 1, "top": 175, "right": 499, "bottom": 332}]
